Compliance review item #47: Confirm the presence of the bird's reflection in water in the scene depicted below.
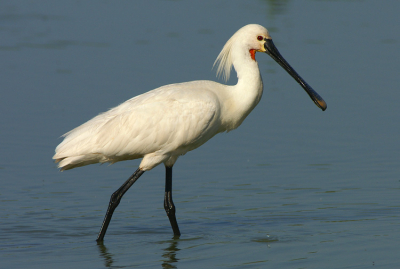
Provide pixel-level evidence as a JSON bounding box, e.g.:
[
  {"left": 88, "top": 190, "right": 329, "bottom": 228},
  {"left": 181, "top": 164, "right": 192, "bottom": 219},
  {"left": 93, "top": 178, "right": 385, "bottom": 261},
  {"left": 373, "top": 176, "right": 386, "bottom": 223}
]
[
  {"left": 161, "top": 236, "right": 180, "bottom": 268},
  {"left": 97, "top": 241, "right": 114, "bottom": 268},
  {"left": 96, "top": 236, "right": 181, "bottom": 268}
]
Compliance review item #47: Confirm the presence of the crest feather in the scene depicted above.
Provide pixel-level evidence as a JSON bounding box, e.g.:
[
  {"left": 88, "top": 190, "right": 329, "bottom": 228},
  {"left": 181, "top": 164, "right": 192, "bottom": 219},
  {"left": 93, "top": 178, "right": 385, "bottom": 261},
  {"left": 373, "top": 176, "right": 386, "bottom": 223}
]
[{"left": 213, "top": 32, "right": 238, "bottom": 81}]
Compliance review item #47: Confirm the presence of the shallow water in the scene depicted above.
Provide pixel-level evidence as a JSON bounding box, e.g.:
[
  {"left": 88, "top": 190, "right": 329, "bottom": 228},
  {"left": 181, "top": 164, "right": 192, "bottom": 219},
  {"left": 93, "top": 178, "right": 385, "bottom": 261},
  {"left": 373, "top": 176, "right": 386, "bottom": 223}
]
[{"left": 1, "top": 0, "right": 399, "bottom": 268}]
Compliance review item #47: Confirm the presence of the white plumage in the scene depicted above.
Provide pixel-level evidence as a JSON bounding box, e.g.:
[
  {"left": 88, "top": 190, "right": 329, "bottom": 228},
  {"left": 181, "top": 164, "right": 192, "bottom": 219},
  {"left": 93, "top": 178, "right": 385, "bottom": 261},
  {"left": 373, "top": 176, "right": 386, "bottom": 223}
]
[
  {"left": 53, "top": 24, "right": 326, "bottom": 240},
  {"left": 55, "top": 81, "right": 230, "bottom": 170},
  {"left": 54, "top": 24, "right": 270, "bottom": 171}
]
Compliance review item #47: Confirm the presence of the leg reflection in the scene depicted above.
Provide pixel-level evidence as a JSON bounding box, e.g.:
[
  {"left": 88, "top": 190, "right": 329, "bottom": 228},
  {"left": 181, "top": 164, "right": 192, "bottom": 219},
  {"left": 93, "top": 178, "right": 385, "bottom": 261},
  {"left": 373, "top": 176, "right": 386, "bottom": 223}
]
[
  {"left": 161, "top": 239, "right": 180, "bottom": 268},
  {"left": 97, "top": 241, "right": 114, "bottom": 268}
]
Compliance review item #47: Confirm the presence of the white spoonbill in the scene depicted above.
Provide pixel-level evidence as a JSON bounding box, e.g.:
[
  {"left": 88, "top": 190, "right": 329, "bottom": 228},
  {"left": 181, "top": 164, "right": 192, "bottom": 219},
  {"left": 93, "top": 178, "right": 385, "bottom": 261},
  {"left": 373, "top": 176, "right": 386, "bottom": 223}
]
[{"left": 53, "top": 24, "right": 327, "bottom": 242}]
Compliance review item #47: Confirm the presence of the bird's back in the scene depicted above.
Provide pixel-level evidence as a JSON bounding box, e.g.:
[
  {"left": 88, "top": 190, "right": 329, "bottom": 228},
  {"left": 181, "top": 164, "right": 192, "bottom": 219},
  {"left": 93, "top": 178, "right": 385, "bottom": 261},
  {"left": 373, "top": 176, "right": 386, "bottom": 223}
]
[{"left": 54, "top": 80, "right": 227, "bottom": 170}]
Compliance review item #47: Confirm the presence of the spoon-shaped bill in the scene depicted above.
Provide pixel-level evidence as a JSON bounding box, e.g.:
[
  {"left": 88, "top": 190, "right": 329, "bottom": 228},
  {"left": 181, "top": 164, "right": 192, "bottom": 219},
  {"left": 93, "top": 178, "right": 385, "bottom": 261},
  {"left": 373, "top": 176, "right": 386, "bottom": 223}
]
[{"left": 264, "top": 39, "right": 327, "bottom": 111}]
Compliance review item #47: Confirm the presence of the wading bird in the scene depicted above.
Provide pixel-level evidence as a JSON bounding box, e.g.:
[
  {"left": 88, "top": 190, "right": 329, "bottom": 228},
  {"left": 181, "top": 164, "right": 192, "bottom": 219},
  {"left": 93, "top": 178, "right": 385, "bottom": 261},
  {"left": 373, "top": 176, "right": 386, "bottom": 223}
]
[{"left": 53, "top": 24, "right": 327, "bottom": 242}]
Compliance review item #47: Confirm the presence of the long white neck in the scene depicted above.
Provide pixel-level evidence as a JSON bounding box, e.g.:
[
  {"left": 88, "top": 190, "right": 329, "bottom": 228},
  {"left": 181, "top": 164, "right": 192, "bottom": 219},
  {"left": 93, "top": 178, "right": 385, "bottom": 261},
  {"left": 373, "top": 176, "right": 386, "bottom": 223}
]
[{"left": 222, "top": 49, "right": 263, "bottom": 131}]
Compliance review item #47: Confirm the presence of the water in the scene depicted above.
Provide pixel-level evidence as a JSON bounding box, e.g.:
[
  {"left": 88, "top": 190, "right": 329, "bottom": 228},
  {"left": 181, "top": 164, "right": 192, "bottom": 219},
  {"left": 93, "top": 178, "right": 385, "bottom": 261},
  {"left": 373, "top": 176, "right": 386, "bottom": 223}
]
[{"left": 1, "top": 0, "right": 399, "bottom": 268}]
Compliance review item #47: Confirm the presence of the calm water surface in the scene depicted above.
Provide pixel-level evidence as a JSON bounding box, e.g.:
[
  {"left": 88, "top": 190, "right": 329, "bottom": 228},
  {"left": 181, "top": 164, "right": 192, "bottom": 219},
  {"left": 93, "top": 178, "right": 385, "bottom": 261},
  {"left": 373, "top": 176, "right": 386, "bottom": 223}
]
[{"left": 1, "top": 0, "right": 399, "bottom": 268}]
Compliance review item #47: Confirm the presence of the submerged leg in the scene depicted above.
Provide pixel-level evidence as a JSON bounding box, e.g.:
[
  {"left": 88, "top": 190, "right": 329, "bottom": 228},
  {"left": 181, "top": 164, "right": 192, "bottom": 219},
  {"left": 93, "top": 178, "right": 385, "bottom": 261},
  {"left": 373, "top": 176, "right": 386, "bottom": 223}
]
[
  {"left": 96, "top": 168, "right": 145, "bottom": 242},
  {"left": 164, "top": 166, "right": 181, "bottom": 236}
]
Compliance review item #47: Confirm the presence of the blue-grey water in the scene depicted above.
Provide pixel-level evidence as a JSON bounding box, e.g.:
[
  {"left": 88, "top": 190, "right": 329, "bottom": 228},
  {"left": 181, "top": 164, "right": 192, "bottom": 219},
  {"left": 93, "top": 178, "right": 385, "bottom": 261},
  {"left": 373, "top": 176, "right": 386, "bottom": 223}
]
[{"left": 1, "top": 0, "right": 399, "bottom": 268}]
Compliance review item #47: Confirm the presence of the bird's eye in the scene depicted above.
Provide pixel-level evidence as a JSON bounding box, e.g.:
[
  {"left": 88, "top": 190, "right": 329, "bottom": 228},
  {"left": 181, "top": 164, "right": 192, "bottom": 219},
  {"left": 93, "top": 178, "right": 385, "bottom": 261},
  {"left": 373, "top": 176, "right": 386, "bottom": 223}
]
[{"left": 257, "top": 36, "right": 263, "bottom": 41}]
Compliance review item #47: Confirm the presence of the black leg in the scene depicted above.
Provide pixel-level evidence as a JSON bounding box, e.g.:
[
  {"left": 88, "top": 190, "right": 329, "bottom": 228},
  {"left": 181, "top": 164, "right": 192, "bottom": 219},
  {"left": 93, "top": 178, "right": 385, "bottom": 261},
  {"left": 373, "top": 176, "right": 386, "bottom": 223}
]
[
  {"left": 96, "top": 168, "right": 145, "bottom": 242},
  {"left": 164, "top": 166, "right": 181, "bottom": 236}
]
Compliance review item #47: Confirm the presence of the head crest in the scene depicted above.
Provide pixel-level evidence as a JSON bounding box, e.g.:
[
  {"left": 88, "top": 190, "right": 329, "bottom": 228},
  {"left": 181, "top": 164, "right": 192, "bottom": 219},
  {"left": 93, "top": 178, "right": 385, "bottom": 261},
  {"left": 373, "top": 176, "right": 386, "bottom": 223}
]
[{"left": 213, "top": 32, "right": 236, "bottom": 81}]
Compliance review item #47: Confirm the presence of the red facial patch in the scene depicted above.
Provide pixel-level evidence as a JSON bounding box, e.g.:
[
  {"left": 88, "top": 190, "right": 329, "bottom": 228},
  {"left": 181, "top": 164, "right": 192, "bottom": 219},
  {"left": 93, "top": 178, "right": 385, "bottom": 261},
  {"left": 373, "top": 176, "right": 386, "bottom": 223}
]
[{"left": 249, "top": 49, "right": 256, "bottom": 61}]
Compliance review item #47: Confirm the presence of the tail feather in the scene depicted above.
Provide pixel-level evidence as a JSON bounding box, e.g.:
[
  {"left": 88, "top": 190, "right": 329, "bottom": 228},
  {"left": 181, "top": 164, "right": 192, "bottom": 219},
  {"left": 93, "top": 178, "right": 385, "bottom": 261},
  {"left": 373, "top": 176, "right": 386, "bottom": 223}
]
[{"left": 55, "top": 154, "right": 104, "bottom": 171}]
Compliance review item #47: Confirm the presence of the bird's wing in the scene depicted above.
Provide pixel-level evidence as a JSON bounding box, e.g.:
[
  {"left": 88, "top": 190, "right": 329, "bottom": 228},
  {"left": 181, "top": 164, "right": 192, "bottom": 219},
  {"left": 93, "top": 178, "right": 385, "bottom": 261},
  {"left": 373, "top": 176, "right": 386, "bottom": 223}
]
[{"left": 54, "top": 82, "right": 222, "bottom": 164}]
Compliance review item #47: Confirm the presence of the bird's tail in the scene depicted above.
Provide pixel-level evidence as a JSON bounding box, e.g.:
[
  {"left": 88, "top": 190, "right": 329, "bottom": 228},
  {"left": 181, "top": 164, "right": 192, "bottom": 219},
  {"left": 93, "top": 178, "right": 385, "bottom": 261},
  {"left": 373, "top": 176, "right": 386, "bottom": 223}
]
[{"left": 53, "top": 154, "right": 103, "bottom": 171}]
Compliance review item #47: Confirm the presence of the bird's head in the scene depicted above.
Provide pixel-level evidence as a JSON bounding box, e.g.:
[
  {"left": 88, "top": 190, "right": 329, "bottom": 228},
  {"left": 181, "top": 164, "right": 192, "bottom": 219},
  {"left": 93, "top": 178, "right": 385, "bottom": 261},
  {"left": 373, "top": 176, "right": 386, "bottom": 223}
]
[{"left": 215, "top": 24, "right": 327, "bottom": 111}]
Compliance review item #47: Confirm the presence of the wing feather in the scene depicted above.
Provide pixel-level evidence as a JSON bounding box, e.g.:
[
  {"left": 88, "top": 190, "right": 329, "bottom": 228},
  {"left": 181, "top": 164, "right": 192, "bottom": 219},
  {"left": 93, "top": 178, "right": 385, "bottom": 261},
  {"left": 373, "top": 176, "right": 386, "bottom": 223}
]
[{"left": 53, "top": 81, "right": 222, "bottom": 170}]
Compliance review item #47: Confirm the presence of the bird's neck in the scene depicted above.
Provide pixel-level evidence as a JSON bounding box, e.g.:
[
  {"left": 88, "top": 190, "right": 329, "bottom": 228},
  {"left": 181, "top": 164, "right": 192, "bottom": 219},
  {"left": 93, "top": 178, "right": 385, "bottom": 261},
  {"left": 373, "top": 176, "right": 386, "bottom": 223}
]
[{"left": 223, "top": 52, "right": 263, "bottom": 131}]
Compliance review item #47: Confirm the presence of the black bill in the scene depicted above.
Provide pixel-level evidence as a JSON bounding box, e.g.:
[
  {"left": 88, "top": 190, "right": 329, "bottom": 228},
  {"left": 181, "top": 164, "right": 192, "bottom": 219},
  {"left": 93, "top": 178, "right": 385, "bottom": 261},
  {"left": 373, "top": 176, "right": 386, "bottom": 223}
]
[{"left": 264, "top": 39, "right": 327, "bottom": 111}]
